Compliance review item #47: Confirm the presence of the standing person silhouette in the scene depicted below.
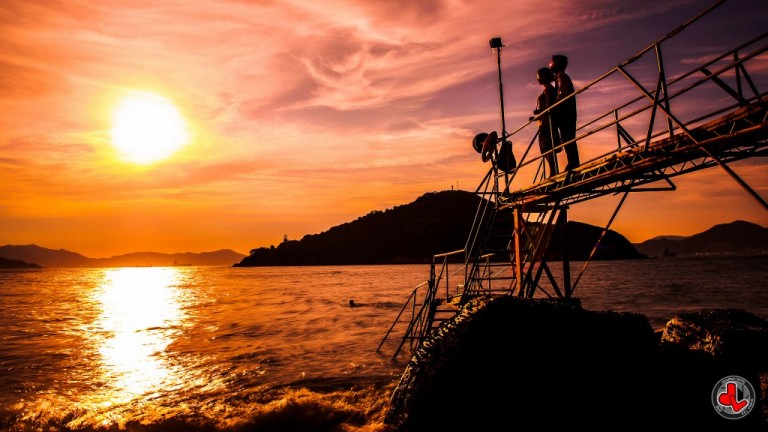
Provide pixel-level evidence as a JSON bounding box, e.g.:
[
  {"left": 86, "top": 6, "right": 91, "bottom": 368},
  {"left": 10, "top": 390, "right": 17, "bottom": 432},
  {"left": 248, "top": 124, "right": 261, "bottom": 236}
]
[
  {"left": 550, "top": 54, "right": 580, "bottom": 170},
  {"left": 531, "top": 67, "right": 559, "bottom": 177}
]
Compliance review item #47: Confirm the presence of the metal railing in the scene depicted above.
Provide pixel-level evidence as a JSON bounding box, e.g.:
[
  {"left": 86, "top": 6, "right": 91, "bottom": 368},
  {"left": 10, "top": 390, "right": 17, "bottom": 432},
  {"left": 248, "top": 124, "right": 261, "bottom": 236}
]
[
  {"left": 432, "top": 249, "right": 466, "bottom": 302},
  {"left": 378, "top": 1, "right": 768, "bottom": 359},
  {"left": 376, "top": 249, "right": 468, "bottom": 360},
  {"left": 493, "top": 16, "right": 768, "bottom": 207}
]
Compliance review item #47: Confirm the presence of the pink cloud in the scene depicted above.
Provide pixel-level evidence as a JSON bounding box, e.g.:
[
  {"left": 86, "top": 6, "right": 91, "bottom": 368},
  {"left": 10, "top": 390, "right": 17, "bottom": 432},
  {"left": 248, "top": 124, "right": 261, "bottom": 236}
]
[{"left": 1, "top": 0, "right": 765, "bottom": 255}]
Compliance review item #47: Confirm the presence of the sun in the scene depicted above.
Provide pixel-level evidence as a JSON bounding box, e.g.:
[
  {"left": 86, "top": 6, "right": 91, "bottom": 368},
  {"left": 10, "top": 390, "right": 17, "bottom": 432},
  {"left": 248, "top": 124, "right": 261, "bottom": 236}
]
[{"left": 110, "top": 91, "right": 189, "bottom": 164}]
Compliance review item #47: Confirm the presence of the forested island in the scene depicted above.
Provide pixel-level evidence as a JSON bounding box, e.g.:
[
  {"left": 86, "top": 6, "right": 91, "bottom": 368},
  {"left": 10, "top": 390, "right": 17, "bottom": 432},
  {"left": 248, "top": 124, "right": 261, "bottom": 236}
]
[{"left": 235, "top": 191, "right": 644, "bottom": 266}]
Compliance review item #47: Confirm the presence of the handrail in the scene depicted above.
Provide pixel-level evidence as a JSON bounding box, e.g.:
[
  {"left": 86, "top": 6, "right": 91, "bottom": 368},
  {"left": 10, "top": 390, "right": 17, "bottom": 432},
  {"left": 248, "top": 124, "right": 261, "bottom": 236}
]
[
  {"left": 431, "top": 248, "right": 466, "bottom": 301},
  {"left": 392, "top": 291, "right": 432, "bottom": 358},
  {"left": 378, "top": 247, "right": 469, "bottom": 359},
  {"left": 499, "top": 30, "right": 768, "bottom": 201},
  {"left": 379, "top": 2, "right": 768, "bottom": 359},
  {"left": 376, "top": 280, "right": 427, "bottom": 353},
  {"left": 433, "top": 249, "right": 464, "bottom": 259},
  {"left": 524, "top": 40, "right": 767, "bottom": 171},
  {"left": 464, "top": 169, "right": 501, "bottom": 296}
]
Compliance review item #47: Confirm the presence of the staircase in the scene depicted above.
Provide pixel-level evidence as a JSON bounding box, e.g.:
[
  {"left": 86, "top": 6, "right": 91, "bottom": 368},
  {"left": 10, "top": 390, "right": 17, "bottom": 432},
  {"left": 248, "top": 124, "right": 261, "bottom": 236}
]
[{"left": 377, "top": 171, "right": 573, "bottom": 360}]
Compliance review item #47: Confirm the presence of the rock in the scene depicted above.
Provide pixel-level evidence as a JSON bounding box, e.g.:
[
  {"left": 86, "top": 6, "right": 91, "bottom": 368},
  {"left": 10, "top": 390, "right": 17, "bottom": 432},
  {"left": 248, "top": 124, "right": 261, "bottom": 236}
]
[
  {"left": 661, "top": 308, "right": 768, "bottom": 368},
  {"left": 385, "top": 301, "right": 768, "bottom": 431},
  {"left": 385, "top": 296, "right": 658, "bottom": 431}
]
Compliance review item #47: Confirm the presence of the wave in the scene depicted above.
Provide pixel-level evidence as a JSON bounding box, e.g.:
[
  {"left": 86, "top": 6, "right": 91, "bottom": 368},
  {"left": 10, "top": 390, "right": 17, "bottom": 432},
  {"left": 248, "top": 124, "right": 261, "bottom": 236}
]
[{"left": 1, "top": 382, "right": 396, "bottom": 432}]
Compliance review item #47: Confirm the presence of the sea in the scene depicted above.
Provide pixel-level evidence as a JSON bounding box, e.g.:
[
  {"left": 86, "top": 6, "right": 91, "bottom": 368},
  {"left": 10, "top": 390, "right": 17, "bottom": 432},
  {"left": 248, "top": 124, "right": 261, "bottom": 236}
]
[{"left": 1, "top": 256, "right": 767, "bottom": 431}]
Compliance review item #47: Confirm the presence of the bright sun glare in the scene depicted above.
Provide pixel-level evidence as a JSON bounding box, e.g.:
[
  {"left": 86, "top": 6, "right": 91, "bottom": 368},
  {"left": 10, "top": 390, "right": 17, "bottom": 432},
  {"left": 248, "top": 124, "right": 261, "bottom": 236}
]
[
  {"left": 110, "top": 91, "right": 189, "bottom": 164},
  {"left": 95, "top": 267, "right": 184, "bottom": 398}
]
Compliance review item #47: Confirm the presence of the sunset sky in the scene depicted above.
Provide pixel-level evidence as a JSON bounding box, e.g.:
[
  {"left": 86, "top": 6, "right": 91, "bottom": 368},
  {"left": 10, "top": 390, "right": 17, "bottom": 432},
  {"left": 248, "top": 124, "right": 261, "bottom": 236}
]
[{"left": 1, "top": 0, "right": 767, "bottom": 257}]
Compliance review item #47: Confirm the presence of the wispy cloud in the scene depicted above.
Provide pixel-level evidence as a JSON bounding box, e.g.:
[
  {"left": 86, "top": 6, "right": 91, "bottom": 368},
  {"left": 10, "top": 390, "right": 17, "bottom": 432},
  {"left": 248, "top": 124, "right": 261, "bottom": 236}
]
[{"left": 1, "top": 0, "right": 765, "bottom": 255}]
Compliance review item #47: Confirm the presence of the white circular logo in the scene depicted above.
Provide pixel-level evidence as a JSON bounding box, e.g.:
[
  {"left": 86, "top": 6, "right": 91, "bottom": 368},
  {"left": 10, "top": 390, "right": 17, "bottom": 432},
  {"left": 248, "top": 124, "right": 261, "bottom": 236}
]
[{"left": 711, "top": 375, "right": 756, "bottom": 419}]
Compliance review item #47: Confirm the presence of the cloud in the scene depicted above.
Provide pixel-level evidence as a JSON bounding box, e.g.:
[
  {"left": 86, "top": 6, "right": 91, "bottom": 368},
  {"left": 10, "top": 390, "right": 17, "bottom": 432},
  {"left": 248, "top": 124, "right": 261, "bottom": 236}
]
[{"left": 1, "top": 0, "right": 765, "bottom": 255}]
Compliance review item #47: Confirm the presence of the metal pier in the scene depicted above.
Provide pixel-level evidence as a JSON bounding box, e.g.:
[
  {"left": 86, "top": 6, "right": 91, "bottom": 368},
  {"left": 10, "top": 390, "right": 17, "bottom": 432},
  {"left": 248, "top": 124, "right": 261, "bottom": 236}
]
[{"left": 378, "top": 3, "right": 768, "bottom": 360}]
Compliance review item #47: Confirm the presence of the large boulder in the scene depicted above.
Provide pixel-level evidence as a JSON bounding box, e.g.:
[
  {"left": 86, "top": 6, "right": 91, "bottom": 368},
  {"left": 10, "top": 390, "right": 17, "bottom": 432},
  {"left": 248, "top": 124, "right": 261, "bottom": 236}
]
[
  {"left": 661, "top": 308, "right": 768, "bottom": 367},
  {"left": 385, "top": 297, "right": 658, "bottom": 431},
  {"left": 385, "top": 300, "right": 767, "bottom": 431}
]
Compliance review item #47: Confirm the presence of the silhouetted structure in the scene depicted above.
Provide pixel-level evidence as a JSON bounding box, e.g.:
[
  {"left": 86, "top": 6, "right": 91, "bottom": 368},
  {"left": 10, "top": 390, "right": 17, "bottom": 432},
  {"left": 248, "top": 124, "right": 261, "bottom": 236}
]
[{"left": 379, "top": 2, "right": 768, "bottom": 359}]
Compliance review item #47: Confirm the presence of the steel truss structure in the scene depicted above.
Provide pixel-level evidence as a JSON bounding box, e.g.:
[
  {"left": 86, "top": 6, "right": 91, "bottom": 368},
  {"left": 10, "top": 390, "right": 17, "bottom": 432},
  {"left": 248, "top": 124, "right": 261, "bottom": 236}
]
[{"left": 379, "top": 2, "right": 768, "bottom": 360}]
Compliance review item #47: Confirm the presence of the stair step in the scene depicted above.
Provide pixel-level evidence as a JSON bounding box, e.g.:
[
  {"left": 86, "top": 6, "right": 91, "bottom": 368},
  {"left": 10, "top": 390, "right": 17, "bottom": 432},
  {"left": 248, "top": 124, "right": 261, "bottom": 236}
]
[
  {"left": 472, "top": 276, "right": 517, "bottom": 280},
  {"left": 465, "top": 290, "right": 514, "bottom": 295}
]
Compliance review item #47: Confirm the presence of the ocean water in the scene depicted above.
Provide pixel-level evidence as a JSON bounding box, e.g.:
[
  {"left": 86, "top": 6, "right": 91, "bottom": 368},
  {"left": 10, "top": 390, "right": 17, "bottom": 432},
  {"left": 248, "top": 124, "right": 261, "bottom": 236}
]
[{"left": 0, "top": 257, "right": 766, "bottom": 431}]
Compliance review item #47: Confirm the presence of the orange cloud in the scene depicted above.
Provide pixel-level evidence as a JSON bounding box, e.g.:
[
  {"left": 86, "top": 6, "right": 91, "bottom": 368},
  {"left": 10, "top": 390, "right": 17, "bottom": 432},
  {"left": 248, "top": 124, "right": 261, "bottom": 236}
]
[{"left": 0, "top": 0, "right": 766, "bottom": 256}]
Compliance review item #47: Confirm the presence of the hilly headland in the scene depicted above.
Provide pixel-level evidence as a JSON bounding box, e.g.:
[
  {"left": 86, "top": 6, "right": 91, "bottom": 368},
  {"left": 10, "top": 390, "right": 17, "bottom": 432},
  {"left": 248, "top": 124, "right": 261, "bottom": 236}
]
[
  {"left": 633, "top": 220, "right": 768, "bottom": 257},
  {"left": 235, "top": 190, "right": 645, "bottom": 266}
]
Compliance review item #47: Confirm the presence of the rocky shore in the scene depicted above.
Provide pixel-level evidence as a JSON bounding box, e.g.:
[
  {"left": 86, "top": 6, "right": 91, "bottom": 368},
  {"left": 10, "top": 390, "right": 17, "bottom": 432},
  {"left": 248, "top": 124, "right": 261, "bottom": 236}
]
[{"left": 385, "top": 297, "right": 767, "bottom": 431}]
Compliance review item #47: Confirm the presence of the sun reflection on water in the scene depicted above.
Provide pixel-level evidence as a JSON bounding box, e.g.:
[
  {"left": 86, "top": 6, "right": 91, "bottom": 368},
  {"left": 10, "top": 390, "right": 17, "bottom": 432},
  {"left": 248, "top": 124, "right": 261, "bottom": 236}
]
[{"left": 93, "top": 267, "right": 185, "bottom": 401}]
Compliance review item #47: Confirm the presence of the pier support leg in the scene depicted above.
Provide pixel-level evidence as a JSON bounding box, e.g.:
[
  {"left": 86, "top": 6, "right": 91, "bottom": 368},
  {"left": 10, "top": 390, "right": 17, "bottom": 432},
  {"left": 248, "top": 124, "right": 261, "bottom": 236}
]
[
  {"left": 559, "top": 207, "right": 572, "bottom": 298},
  {"left": 513, "top": 206, "right": 524, "bottom": 296}
]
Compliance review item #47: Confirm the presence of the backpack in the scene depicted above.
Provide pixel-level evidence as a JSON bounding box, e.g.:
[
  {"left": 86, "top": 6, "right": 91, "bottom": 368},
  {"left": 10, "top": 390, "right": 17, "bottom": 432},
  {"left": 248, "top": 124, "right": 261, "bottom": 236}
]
[{"left": 496, "top": 140, "right": 516, "bottom": 173}]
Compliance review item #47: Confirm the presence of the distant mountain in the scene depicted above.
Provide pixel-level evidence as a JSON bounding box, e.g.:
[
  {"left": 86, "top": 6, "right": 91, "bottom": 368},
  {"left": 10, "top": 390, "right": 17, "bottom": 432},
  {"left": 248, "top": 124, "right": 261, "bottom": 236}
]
[
  {"left": 645, "top": 235, "right": 686, "bottom": 242},
  {"left": 634, "top": 220, "right": 768, "bottom": 257},
  {"left": 0, "top": 244, "right": 245, "bottom": 268},
  {"left": 0, "top": 244, "right": 89, "bottom": 268},
  {"left": 91, "top": 250, "right": 246, "bottom": 267},
  {"left": 0, "top": 256, "right": 41, "bottom": 269},
  {"left": 235, "top": 190, "right": 644, "bottom": 267}
]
